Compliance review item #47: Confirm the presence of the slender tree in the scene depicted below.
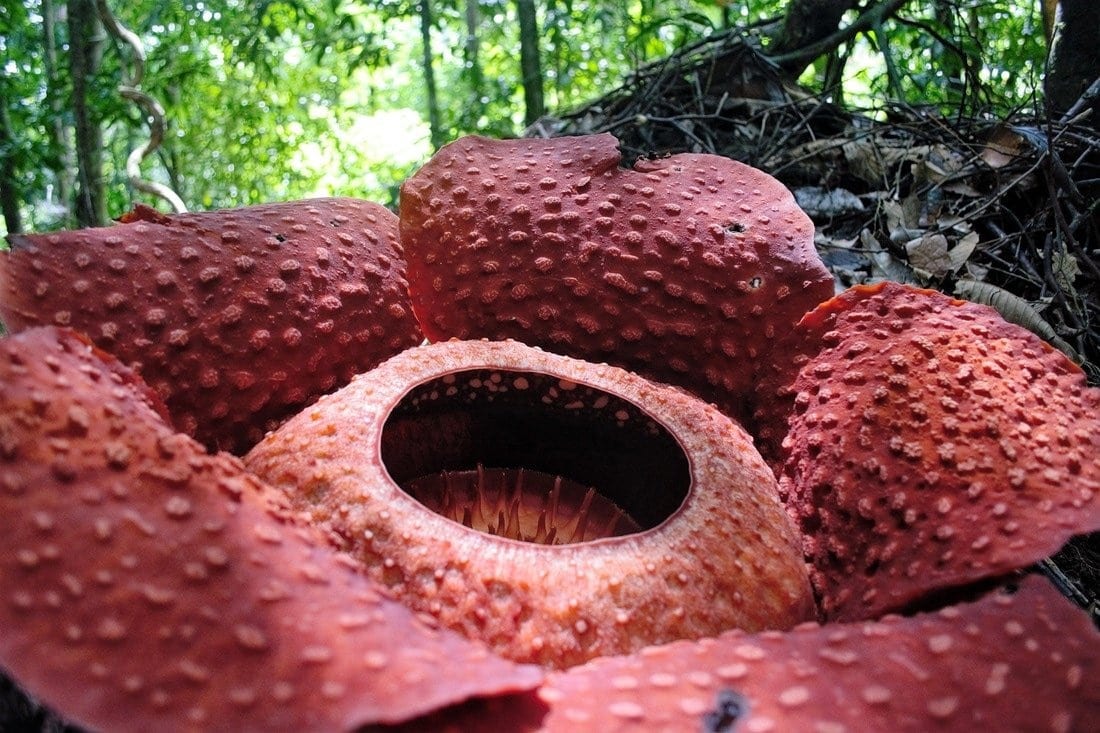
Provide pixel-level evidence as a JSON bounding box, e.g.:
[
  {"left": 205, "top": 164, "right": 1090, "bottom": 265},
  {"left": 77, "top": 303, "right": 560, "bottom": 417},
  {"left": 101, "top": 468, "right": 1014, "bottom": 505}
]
[
  {"left": 0, "top": 84, "right": 22, "bottom": 234},
  {"left": 418, "top": 0, "right": 445, "bottom": 149},
  {"left": 1045, "top": 0, "right": 1100, "bottom": 120},
  {"left": 463, "top": 0, "right": 485, "bottom": 117},
  {"left": 67, "top": 0, "right": 107, "bottom": 227},
  {"left": 515, "top": 0, "right": 545, "bottom": 126},
  {"left": 43, "top": 0, "right": 74, "bottom": 227}
]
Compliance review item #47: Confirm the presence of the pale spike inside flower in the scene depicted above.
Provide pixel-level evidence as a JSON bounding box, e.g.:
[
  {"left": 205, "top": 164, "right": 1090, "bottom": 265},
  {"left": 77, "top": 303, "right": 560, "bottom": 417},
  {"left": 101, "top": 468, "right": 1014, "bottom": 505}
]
[{"left": 405, "top": 465, "right": 643, "bottom": 545}]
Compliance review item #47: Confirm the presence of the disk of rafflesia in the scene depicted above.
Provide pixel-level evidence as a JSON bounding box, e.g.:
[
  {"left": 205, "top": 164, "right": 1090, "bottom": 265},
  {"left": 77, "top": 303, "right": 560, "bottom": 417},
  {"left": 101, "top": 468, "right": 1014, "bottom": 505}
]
[
  {"left": 245, "top": 339, "right": 817, "bottom": 670},
  {"left": 0, "top": 327, "right": 540, "bottom": 733},
  {"left": 0, "top": 198, "right": 422, "bottom": 454},
  {"left": 393, "top": 575, "right": 1099, "bottom": 732},
  {"left": 754, "top": 282, "right": 1100, "bottom": 622},
  {"left": 399, "top": 133, "right": 833, "bottom": 424}
]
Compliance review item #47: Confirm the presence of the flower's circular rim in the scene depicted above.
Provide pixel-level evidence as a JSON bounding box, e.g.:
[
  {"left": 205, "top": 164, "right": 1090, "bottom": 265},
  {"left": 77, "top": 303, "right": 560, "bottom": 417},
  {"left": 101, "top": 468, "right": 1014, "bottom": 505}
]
[{"left": 246, "top": 338, "right": 817, "bottom": 668}]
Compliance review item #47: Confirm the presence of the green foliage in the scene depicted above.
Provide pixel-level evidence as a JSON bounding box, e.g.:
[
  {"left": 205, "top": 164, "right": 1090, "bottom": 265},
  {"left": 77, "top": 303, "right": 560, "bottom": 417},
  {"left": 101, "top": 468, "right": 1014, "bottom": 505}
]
[
  {"left": 797, "top": 1, "right": 1047, "bottom": 115},
  {"left": 1, "top": 0, "right": 1053, "bottom": 232},
  {"left": 2, "top": 0, "right": 68, "bottom": 230},
  {"left": 116, "top": 0, "right": 382, "bottom": 210}
]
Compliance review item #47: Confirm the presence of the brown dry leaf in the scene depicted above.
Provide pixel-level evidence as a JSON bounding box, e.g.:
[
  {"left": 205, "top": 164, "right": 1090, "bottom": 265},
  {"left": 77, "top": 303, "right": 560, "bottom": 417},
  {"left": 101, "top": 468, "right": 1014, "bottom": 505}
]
[
  {"left": 948, "top": 230, "right": 981, "bottom": 271},
  {"left": 859, "top": 228, "right": 880, "bottom": 252},
  {"left": 941, "top": 179, "right": 983, "bottom": 197},
  {"left": 793, "top": 186, "right": 865, "bottom": 217},
  {"left": 882, "top": 197, "right": 925, "bottom": 245},
  {"left": 881, "top": 199, "right": 904, "bottom": 231},
  {"left": 906, "top": 233, "right": 952, "bottom": 278},
  {"left": 900, "top": 192, "right": 923, "bottom": 228},
  {"left": 915, "top": 144, "right": 972, "bottom": 185},
  {"left": 981, "top": 125, "right": 1028, "bottom": 169},
  {"left": 842, "top": 137, "right": 886, "bottom": 184},
  {"left": 870, "top": 250, "right": 918, "bottom": 284}
]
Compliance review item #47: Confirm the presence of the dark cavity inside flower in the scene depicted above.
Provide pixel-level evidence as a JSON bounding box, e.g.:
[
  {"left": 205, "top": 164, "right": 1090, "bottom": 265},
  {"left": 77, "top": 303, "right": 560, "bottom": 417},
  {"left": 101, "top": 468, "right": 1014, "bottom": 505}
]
[{"left": 382, "top": 367, "right": 690, "bottom": 544}]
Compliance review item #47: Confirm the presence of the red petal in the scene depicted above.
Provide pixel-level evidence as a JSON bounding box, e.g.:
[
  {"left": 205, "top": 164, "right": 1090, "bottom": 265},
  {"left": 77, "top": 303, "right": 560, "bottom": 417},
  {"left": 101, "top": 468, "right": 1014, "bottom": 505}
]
[
  {"left": 0, "top": 198, "right": 422, "bottom": 454},
  {"left": 400, "top": 134, "right": 832, "bottom": 423},
  {"left": 0, "top": 327, "right": 540, "bottom": 731},
  {"left": 399, "top": 576, "right": 1099, "bottom": 732},
  {"left": 758, "top": 282, "right": 1100, "bottom": 620}
]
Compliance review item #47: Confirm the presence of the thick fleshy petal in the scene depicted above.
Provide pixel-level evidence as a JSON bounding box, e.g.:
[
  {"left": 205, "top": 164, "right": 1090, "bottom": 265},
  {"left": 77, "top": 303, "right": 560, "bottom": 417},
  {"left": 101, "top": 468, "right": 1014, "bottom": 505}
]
[
  {"left": 393, "top": 576, "right": 1099, "bottom": 732},
  {"left": 756, "top": 282, "right": 1100, "bottom": 621},
  {"left": 0, "top": 199, "right": 422, "bottom": 454},
  {"left": 399, "top": 134, "right": 832, "bottom": 422},
  {"left": 0, "top": 327, "right": 540, "bottom": 732}
]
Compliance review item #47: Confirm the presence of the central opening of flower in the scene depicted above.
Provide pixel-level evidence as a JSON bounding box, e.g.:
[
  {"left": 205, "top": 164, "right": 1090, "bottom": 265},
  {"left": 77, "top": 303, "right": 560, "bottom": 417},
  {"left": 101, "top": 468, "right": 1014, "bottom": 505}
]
[{"left": 380, "top": 368, "right": 691, "bottom": 545}]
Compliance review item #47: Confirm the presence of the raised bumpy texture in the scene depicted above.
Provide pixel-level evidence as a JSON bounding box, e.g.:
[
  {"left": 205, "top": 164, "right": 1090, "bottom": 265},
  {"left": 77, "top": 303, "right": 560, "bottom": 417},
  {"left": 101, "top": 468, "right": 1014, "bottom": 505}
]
[
  {"left": 0, "top": 198, "right": 423, "bottom": 454},
  {"left": 756, "top": 282, "right": 1100, "bottom": 621},
  {"left": 399, "top": 133, "right": 833, "bottom": 422},
  {"left": 0, "top": 327, "right": 540, "bottom": 732},
  {"left": 245, "top": 340, "right": 816, "bottom": 669}
]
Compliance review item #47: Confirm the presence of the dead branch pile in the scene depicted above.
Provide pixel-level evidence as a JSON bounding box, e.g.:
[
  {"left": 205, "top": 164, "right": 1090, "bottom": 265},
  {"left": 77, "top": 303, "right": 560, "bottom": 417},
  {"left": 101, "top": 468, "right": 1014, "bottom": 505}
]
[{"left": 529, "top": 31, "right": 1100, "bottom": 384}]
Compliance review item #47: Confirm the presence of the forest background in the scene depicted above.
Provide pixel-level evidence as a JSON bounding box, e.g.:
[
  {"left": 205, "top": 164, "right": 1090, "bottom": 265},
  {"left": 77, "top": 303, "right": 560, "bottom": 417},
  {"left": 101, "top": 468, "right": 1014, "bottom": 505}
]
[
  {"left": 2, "top": 0, "right": 1099, "bottom": 602},
  {"left": 0, "top": 0, "right": 1091, "bottom": 230}
]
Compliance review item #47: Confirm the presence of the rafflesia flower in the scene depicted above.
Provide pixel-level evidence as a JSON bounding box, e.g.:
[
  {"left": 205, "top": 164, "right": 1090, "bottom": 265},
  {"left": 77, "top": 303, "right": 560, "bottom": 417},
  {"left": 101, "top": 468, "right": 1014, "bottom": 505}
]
[{"left": 1, "top": 134, "right": 1098, "bottom": 732}]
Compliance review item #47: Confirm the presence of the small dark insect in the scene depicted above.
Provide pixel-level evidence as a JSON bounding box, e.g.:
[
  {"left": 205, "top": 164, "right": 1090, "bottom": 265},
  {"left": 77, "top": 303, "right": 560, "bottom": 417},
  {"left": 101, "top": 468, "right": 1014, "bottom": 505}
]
[{"left": 701, "top": 688, "right": 748, "bottom": 733}]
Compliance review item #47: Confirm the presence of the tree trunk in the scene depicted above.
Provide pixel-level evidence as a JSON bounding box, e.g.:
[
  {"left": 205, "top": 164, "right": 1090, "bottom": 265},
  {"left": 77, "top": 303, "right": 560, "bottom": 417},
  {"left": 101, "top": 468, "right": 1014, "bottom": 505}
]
[
  {"left": 418, "top": 0, "right": 445, "bottom": 150},
  {"left": 1045, "top": 0, "right": 1100, "bottom": 120},
  {"left": 767, "top": 0, "right": 912, "bottom": 80},
  {"left": 43, "top": 0, "right": 75, "bottom": 227},
  {"left": 457, "top": 0, "right": 485, "bottom": 131},
  {"left": 768, "top": 0, "right": 861, "bottom": 76},
  {"left": 515, "top": 0, "right": 545, "bottom": 126},
  {"left": 67, "top": 0, "right": 108, "bottom": 227},
  {"left": 465, "top": 0, "right": 484, "bottom": 104},
  {"left": 932, "top": 0, "right": 965, "bottom": 95},
  {"left": 0, "top": 91, "right": 23, "bottom": 234},
  {"left": 1041, "top": 0, "right": 1060, "bottom": 45},
  {"left": 164, "top": 84, "right": 186, "bottom": 202}
]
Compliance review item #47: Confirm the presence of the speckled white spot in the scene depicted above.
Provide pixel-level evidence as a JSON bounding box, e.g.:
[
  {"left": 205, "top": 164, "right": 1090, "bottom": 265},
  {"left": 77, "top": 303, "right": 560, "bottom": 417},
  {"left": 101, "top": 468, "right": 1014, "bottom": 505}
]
[{"left": 862, "top": 685, "right": 892, "bottom": 704}]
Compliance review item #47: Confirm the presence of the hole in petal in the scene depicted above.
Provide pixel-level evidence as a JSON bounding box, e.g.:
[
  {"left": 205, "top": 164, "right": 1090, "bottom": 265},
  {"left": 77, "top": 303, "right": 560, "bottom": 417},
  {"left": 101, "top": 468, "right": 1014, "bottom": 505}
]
[{"left": 381, "top": 368, "right": 691, "bottom": 544}]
